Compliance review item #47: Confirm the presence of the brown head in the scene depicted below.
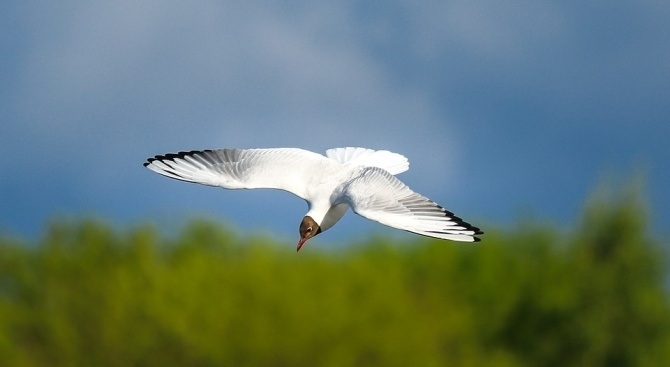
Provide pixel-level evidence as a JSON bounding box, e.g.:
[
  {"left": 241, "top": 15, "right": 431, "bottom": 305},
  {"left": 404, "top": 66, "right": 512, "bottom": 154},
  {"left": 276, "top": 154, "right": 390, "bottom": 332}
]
[{"left": 297, "top": 216, "right": 321, "bottom": 252}]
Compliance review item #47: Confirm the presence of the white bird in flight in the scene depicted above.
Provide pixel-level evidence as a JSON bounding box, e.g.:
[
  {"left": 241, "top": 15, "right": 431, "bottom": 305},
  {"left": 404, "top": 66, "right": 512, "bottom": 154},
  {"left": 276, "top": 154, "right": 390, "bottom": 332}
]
[{"left": 144, "top": 147, "right": 482, "bottom": 251}]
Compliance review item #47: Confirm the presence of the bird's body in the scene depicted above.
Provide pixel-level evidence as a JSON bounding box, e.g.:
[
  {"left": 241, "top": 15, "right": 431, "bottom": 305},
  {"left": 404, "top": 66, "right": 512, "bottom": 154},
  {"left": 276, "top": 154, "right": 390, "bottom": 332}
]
[{"left": 144, "top": 147, "right": 482, "bottom": 250}]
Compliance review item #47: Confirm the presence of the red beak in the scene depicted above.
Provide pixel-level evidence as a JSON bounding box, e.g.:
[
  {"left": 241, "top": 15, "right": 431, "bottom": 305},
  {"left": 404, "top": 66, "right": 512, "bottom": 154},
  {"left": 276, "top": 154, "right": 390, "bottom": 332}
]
[{"left": 297, "top": 237, "right": 308, "bottom": 252}]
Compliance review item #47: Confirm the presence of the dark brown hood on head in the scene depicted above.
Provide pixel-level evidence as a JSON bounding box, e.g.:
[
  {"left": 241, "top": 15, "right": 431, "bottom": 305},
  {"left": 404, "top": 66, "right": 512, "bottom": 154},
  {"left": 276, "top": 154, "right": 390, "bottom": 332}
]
[{"left": 297, "top": 216, "right": 321, "bottom": 251}]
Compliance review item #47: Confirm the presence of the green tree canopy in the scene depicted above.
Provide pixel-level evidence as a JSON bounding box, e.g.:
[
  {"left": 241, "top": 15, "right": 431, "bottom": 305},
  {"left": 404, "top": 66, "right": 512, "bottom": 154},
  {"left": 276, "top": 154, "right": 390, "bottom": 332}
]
[{"left": 0, "top": 188, "right": 668, "bottom": 366}]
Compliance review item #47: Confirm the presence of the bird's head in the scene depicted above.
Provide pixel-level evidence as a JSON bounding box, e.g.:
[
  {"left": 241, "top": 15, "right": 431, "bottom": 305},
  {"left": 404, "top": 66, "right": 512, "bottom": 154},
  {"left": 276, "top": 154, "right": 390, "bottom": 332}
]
[{"left": 297, "top": 216, "right": 321, "bottom": 252}]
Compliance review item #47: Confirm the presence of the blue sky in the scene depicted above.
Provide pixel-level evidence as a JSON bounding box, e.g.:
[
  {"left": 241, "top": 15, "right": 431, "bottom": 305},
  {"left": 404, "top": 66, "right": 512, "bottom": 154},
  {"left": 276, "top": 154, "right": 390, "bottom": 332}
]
[{"left": 2, "top": 1, "right": 668, "bottom": 244}]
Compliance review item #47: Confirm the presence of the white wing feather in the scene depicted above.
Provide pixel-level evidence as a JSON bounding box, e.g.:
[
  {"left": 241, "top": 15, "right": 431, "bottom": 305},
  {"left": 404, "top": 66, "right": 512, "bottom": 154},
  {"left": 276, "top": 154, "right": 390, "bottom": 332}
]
[
  {"left": 341, "top": 167, "right": 482, "bottom": 242},
  {"left": 144, "top": 148, "right": 326, "bottom": 200}
]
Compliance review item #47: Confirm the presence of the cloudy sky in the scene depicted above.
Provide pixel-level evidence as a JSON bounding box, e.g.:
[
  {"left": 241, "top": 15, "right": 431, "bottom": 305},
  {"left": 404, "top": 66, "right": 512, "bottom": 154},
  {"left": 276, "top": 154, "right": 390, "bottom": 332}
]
[{"left": 2, "top": 1, "right": 668, "bottom": 244}]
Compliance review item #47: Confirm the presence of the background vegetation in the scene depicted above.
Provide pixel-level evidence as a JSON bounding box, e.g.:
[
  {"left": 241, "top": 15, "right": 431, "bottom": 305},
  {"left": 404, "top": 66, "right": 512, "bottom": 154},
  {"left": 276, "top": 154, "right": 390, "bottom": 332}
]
[{"left": 1, "top": 187, "right": 668, "bottom": 366}]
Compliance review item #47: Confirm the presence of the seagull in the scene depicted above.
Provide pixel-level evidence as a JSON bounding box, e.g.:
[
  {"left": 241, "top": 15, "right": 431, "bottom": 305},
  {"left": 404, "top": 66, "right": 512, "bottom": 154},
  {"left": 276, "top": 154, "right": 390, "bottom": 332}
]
[{"left": 144, "top": 147, "right": 482, "bottom": 251}]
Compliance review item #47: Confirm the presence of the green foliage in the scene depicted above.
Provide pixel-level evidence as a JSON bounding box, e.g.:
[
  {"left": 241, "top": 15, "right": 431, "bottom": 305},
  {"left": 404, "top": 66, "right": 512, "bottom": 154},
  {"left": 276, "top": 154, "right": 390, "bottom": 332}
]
[{"left": 0, "top": 190, "right": 668, "bottom": 366}]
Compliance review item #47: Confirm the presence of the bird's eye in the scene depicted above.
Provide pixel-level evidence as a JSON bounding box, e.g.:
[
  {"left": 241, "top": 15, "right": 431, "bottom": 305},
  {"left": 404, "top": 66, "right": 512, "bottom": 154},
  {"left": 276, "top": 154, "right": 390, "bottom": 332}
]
[{"left": 307, "top": 226, "right": 312, "bottom": 232}]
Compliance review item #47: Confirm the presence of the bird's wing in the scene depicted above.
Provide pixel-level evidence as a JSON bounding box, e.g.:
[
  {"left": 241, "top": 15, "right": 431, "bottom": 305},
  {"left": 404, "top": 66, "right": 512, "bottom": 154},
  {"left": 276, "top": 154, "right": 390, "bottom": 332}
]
[
  {"left": 144, "top": 148, "right": 326, "bottom": 200},
  {"left": 325, "top": 147, "right": 409, "bottom": 175},
  {"left": 341, "top": 167, "right": 482, "bottom": 242}
]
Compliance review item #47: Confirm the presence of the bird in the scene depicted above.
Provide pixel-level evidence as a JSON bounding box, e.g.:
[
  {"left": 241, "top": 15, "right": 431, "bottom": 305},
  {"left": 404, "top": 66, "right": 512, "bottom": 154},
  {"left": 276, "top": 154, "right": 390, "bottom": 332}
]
[{"left": 144, "top": 147, "right": 482, "bottom": 251}]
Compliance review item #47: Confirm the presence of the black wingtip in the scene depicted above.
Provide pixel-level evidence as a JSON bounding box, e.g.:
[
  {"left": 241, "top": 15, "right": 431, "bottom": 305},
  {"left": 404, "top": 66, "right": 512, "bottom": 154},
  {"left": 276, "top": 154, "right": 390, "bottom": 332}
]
[
  {"left": 143, "top": 150, "right": 195, "bottom": 168},
  {"left": 435, "top": 203, "right": 483, "bottom": 235},
  {"left": 143, "top": 154, "right": 165, "bottom": 167},
  {"left": 146, "top": 150, "right": 218, "bottom": 165}
]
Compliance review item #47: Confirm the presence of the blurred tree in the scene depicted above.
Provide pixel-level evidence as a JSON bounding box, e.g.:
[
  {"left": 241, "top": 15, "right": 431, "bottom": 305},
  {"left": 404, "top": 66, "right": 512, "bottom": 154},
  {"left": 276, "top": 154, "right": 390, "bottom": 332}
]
[{"left": 0, "top": 186, "right": 667, "bottom": 366}]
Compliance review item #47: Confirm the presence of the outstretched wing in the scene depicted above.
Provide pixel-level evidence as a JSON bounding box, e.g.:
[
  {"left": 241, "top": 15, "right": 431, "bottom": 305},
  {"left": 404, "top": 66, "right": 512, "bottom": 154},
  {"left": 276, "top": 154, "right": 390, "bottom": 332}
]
[
  {"left": 341, "top": 167, "right": 482, "bottom": 242},
  {"left": 144, "top": 148, "right": 326, "bottom": 200}
]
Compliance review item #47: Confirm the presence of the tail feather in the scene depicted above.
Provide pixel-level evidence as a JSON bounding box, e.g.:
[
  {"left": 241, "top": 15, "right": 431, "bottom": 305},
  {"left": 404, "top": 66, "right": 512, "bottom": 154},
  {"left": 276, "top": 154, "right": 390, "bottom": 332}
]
[{"left": 326, "top": 147, "right": 409, "bottom": 175}]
